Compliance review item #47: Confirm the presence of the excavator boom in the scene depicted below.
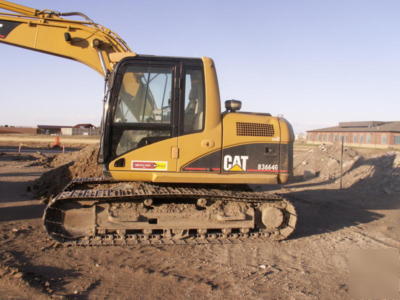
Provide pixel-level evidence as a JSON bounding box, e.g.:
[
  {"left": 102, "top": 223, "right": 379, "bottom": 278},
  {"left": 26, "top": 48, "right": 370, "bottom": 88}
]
[
  {"left": 0, "top": 0, "right": 133, "bottom": 75},
  {"left": 0, "top": 0, "right": 37, "bottom": 16}
]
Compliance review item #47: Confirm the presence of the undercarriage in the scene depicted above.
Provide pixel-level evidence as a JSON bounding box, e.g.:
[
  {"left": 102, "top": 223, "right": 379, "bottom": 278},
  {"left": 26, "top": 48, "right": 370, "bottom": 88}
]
[{"left": 44, "top": 178, "right": 297, "bottom": 246}]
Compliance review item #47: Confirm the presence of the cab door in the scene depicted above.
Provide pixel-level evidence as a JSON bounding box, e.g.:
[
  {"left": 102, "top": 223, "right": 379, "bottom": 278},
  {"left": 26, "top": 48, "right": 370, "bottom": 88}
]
[{"left": 105, "top": 58, "right": 181, "bottom": 174}]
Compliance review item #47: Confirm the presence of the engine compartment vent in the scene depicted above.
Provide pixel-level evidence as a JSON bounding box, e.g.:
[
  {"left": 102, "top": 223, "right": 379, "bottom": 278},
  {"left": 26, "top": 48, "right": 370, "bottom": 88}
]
[{"left": 236, "top": 122, "right": 275, "bottom": 137}]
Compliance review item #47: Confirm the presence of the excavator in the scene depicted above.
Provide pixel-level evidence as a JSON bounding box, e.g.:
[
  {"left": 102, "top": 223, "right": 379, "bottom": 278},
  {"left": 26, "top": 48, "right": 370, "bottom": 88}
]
[{"left": 0, "top": 0, "right": 297, "bottom": 245}]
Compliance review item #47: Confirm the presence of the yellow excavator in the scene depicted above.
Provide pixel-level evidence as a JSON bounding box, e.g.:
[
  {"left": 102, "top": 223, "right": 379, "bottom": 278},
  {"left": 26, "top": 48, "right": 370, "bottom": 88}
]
[{"left": 0, "top": 0, "right": 297, "bottom": 245}]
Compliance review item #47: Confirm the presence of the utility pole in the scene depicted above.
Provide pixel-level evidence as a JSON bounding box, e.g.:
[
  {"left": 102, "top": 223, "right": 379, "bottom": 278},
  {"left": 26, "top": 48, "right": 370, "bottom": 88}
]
[{"left": 340, "top": 136, "right": 344, "bottom": 189}]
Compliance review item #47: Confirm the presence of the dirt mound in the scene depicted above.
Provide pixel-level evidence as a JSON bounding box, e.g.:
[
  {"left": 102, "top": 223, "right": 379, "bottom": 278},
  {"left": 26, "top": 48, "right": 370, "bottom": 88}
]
[
  {"left": 294, "top": 143, "right": 360, "bottom": 180},
  {"left": 294, "top": 144, "right": 400, "bottom": 194},
  {"left": 341, "top": 151, "right": 400, "bottom": 194},
  {"left": 32, "top": 145, "right": 102, "bottom": 200}
]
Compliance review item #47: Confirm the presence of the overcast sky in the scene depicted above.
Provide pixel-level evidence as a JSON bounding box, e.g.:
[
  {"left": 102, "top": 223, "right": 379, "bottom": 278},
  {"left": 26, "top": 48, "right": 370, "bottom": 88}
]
[{"left": 1, "top": 0, "right": 400, "bottom": 133}]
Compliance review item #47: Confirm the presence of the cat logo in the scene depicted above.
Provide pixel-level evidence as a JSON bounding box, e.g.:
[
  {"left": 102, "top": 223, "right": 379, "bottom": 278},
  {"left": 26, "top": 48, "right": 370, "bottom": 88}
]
[{"left": 223, "top": 155, "right": 249, "bottom": 172}]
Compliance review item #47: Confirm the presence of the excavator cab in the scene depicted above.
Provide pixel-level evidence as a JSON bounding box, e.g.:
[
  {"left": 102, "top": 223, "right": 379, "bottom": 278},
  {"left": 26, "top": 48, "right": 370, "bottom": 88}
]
[
  {"left": 101, "top": 56, "right": 211, "bottom": 177},
  {"left": 108, "top": 57, "right": 201, "bottom": 156},
  {"left": 101, "top": 55, "right": 294, "bottom": 185}
]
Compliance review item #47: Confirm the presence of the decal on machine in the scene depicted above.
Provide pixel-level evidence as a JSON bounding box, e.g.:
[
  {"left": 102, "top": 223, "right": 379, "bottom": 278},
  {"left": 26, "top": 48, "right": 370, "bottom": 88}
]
[
  {"left": 0, "top": 21, "right": 21, "bottom": 39},
  {"left": 257, "top": 163, "right": 279, "bottom": 171},
  {"left": 131, "top": 160, "right": 168, "bottom": 171},
  {"left": 223, "top": 155, "right": 249, "bottom": 172}
]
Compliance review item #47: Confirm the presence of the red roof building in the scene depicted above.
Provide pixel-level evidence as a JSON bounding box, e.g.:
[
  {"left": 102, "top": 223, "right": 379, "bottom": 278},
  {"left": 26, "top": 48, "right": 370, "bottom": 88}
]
[{"left": 307, "top": 121, "right": 400, "bottom": 148}]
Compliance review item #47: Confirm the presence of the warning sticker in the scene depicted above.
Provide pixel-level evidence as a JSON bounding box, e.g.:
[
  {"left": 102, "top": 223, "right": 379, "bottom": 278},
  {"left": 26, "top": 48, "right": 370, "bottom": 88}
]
[{"left": 131, "top": 160, "right": 168, "bottom": 171}]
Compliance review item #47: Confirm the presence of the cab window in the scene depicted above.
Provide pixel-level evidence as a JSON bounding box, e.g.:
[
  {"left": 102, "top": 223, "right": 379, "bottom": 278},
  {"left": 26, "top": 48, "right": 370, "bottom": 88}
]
[
  {"left": 183, "top": 68, "right": 204, "bottom": 133},
  {"left": 111, "top": 64, "right": 174, "bottom": 156},
  {"left": 114, "top": 65, "right": 173, "bottom": 124}
]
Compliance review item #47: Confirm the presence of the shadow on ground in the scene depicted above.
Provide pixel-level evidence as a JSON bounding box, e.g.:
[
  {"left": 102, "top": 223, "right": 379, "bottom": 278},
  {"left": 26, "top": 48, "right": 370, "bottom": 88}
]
[
  {"left": 1, "top": 250, "right": 87, "bottom": 297},
  {"left": 0, "top": 204, "right": 44, "bottom": 221},
  {"left": 0, "top": 180, "right": 45, "bottom": 222},
  {"left": 285, "top": 153, "right": 400, "bottom": 239}
]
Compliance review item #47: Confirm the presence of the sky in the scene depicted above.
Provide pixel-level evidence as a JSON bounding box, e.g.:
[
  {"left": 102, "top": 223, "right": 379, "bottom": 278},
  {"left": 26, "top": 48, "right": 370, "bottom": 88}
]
[{"left": 1, "top": 0, "right": 400, "bottom": 133}]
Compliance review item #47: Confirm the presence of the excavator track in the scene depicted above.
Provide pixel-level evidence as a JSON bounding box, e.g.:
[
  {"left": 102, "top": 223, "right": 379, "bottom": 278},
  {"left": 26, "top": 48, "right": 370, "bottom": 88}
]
[{"left": 43, "top": 178, "right": 297, "bottom": 246}]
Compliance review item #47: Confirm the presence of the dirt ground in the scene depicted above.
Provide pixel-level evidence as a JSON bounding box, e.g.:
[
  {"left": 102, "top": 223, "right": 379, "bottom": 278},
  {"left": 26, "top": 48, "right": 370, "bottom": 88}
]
[{"left": 0, "top": 144, "right": 399, "bottom": 299}]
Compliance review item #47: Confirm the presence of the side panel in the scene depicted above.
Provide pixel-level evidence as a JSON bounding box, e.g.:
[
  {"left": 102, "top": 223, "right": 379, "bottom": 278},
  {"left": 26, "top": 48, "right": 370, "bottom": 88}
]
[
  {"left": 182, "top": 143, "right": 289, "bottom": 174},
  {"left": 181, "top": 149, "right": 221, "bottom": 172},
  {"left": 222, "top": 143, "right": 281, "bottom": 173},
  {"left": 222, "top": 112, "right": 282, "bottom": 174}
]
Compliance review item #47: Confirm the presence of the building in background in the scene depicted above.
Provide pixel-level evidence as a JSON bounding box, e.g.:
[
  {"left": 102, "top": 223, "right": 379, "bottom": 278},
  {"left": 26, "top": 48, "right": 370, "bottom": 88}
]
[
  {"left": 72, "top": 123, "right": 99, "bottom": 136},
  {"left": 37, "top": 125, "right": 66, "bottom": 135},
  {"left": 307, "top": 121, "right": 400, "bottom": 148},
  {"left": 38, "top": 124, "right": 99, "bottom": 136}
]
